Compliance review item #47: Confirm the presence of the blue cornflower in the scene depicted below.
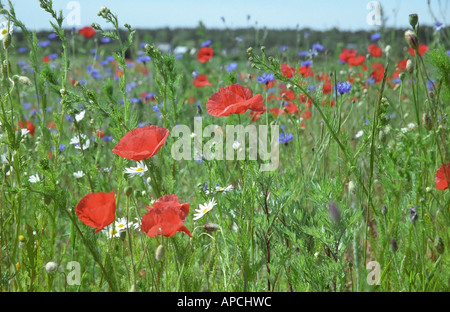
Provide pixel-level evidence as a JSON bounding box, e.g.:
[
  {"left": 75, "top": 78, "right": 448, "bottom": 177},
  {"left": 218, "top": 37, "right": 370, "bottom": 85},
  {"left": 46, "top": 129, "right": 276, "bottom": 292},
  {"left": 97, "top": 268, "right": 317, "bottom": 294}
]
[
  {"left": 427, "top": 79, "right": 435, "bottom": 90},
  {"left": 201, "top": 40, "right": 211, "bottom": 47},
  {"left": 38, "top": 40, "right": 51, "bottom": 48},
  {"left": 371, "top": 33, "right": 381, "bottom": 41},
  {"left": 48, "top": 32, "right": 58, "bottom": 40},
  {"left": 58, "top": 144, "right": 66, "bottom": 151},
  {"left": 279, "top": 132, "right": 294, "bottom": 145},
  {"left": 301, "top": 60, "right": 312, "bottom": 67},
  {"left": 225, "top": 62, "right": 237, "bottom": 72},
  {"left": 18, "top": 47, "right": 29, "bottom": 53},
  {"left": 153, "top": 105, "right": 160, "bottom": 113},
  {"left": 235, "top": 36, "right": 243, "bottom": 42},
  {"left": 298, "top": 51, "right": 308, "bottom": 58},
  {"left": 312, "top": 43, "right": 323, "bottom": 51},
  {"left": 257, "top": 73, "right": 275, "bottom": 84},
  {"left": 433, "top": 21, "right": 445, "bottom": 32},
  {"left": 367, "top": 77, "right": 376, "bottom": 85},
  {"left": 100, "top": 37, "right": 111, "bottom": 44},
  {"left": 175, "top": 54, "right": 183, "bottom": 59},
  {"left": 280, "top": 45, "right": 288, "bottom": 52},
  {"left": 48, "top": 53, "right": 58, "bottom": 60},
  {"left": 447, "top": 50, "right": 450, "bottom": 56},
  {"left": 136, "top": 55, "right": 151, "bottom": 63},
  {"left": 336, "top": 81, "right": 352, "bottom": 95}
]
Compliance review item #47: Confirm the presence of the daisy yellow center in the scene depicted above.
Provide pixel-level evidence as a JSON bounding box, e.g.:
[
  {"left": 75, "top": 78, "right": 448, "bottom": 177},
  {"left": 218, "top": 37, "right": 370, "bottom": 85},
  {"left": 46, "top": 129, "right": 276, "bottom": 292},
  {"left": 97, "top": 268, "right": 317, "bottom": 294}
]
[
  {"left": 118, "top": 224, "right": 124, "bottom": 228},
  {"left": 202, "top": 208, "right": 209, "bottom": 214},
  {"left": 136, "top": 167, "right": 144, "bottom": 172},
  {"left": 1, "top": 29, "right": 7, "bottom": 35},
  {"left": 110, "top": 230, "right": 118, "bottom": 235}
]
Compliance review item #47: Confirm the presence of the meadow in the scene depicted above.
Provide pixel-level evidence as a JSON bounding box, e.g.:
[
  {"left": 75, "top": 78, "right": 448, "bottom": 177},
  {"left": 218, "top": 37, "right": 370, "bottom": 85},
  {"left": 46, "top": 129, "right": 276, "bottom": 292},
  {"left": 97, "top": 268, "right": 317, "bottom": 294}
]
[{"left": 0, "top": 1, "right": 449, "bottom": 293}]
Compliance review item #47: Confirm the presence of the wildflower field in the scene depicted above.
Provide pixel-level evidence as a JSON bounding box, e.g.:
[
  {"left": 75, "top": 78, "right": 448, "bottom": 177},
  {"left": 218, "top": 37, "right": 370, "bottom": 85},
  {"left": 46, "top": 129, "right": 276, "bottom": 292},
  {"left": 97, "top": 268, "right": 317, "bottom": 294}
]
[{"left": 0, "top": 0, "right": 449, "bottom": 294}]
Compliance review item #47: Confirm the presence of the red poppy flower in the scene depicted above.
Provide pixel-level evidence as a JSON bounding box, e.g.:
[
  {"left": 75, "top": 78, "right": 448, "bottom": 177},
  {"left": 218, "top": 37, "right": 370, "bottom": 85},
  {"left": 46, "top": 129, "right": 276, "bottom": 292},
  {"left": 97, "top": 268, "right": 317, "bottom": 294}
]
[
  {"left": 206, "top": 84, "right": 265, "bottom": 117},
  {"left": 193, "top": 74, "right": 213, "bottom": 87},
  {"left": 78, "top": 26, "right": 96, "bottom": 39},
  {"left": 250, "top": 108, "right": 266, "bottom": 122},
  {"left": 284, "top": 102, "right": 299, "bottom": 115},
  {"left": 369, "top": 62, "right": 385, "bottom": 84},
  {"left": 281, "top": 63, "right": 295, "bottom": 78},
  {"left": 43, "top": 55, "right": 50, "bottom": 63},
  {"left": 322, "top": 81, "right": 332, "bottom": 95},
  {"left": 348, "top": 55, "right": 366, "bottom": 67},
  {"left": 396, "top": 59, "right": 408, "bottom": 70},
  {"left": 301, "top": 110, "right": 312, "bottom": 120},
  {"left": 197, "top": 47, "right": 214, "bottom": 63},
  {"left": 18, "top": 119, "right": 35, "bottom": 136},
  {"left": 339, "top": 48, "right": 357, "bottom": 63},
  {"left": 112, "top": 125, "right": 169, "bottom": 161},
  {"left": 270, "top": 107, "right": 286, "bottom": 117},
  {"left": 299, "top": 65, "right": 314, "bottom": 77},
  {"left": 368, "top": 44, "right": 382, "bottom": 57},
  {"left": 408, "top": 44, "right": 428, "bottom": 56},
  {"left": 141, "top": 194, "right": 192, "bottom": 237},
  {"left": 279, "top": 90, "right": 295, "bottom": 101},
  {"left": 435, "top": 163, "right": 450, "bottom": 190},
  {"left": 75, "top": 191, "right": 116, "bottom": 233}
]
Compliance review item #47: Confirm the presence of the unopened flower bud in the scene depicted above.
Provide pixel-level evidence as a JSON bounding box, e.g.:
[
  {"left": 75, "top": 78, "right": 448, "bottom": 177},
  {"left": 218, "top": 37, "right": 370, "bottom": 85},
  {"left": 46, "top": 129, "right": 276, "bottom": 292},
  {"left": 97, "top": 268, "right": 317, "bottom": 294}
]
[
  {"left": 348, "top": 181, "right": 356, "bottom": 194},
  {"left": 45, "top": 261, "right": 58, "bottom": 273},
  {"left": 406, "top": 59, "right": 414, "bottom": 74},
  {"left": 155, "top": 244, "right": 165, "bottom": 261},
  {"left": 17, "top": 75, "right": 32, "bottom": 86},
  {"left": 435, "top": 236, "right": 444, "bottom": 254},
  {"left": 390, "top": 237, "right": 398, "bottom": 252},
  {"left": 124, "top": 186, "right": 133, "bottom": 197},
  {"left": 381, "top": 205, "right": 387, "bottom": 216},
  {"left": 422, "top": 113, "right": 432, "bottom": 131},
  {"left": 404, "top": 30, "right": 418, "bottom": 50},
  {"left": 409, "top": 14, "right": 418, "bottom": 29},
  {"left": 246, "top": 47, "right": 253, "bottom": 54},
  {"left": 203, "top": 223, "right": 220, "bottom": 232},
  {"left": 328, "top": 202, "right": 341, "bottom": 223},
  {"left": 19, "top": 235, "right": 25, "bottom": 243},
  {"left": 3, "top": 32, "right": 11, "bottom": 49}
]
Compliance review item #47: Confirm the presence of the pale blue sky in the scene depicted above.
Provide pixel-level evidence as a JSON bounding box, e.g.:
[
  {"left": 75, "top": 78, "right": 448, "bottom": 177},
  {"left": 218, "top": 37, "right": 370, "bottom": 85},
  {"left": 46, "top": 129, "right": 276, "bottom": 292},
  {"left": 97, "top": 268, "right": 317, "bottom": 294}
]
[{"left": 4, "top": 0, "right": 449, "bottom": 31}]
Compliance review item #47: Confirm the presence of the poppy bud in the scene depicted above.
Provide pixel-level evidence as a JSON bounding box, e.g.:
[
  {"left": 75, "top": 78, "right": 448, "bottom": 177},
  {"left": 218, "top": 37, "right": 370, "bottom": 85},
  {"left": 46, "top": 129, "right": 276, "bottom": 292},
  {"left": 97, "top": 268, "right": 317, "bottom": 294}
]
[
  {"left": 155, "top": 244, "right": 165, "bottom": 261},
  {"left": 379, "top": 130, "right": 386, "bottom": 143},
  {"left": 435, "top": 236, "right": 444, "bottom": 254},
  {"left": 404, "top": 30, "right": 418, "bottom": 50},
  {"left": 422, "top": 113, "right": 432, "bottom": 131},
  {"left": 409, "top": 14, "right": 418, "bottom": 29},
  {"left": 124, "top": 186, "right": 133, "bottom": 197},
  {"left": 406, "top": 59, "right": 414, "bottom": 74},
  {"left": 348, "top": 181, "right": 356, "bottom": 194},
  {"left": 390, "top": 237, "right": 398, "bottom": 252},
  {"left": 399, "top": 72, "right": 405, "bottom": 81},
  {"left": 328, "top": 202, "right": 341, "bottom": 223},
  {"left": 45, "top": 261, "right": 58, "bottom": 273},
  {"left": 3, "top": 33, "right": 11, "bottom": 49},
  {"left": 203, "top": 222, "right": 220, "bottom": 232}
]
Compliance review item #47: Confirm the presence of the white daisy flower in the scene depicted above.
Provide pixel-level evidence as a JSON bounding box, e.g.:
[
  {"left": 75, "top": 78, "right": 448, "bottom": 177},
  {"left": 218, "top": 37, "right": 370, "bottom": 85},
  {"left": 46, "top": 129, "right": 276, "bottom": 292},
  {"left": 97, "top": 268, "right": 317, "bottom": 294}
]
[
  {"left": 0, "top": 20, "right": 13, "bottom": 40},
  {"left": 70, "top": 134, "right": 90, "bottom": 150},
  {"left": 205, "top": 183, "right": 234, "bottom": 194},
  {"left": 28, "top": 174, "right": 40, "bottom": 183},
  {"left": 101, "top": 217, "right": 133, "bottom": 239},
  {"left": 354, "top": 130, "right": 364, "bottom": 139},
  {"left": 21, "top": 128, "right": 30, "bottom": 137},
  {"left": 124, "top": 161, "right": 148, "bottom": 177},
  {"left": 193, "top": 198, "right": 217, "bottom": 221},
  {"left": 75, "top": 110, "right": 86, "bottom": 122},
  {"left": 73, "top": 170, "right": 85, "bottom": 179}
]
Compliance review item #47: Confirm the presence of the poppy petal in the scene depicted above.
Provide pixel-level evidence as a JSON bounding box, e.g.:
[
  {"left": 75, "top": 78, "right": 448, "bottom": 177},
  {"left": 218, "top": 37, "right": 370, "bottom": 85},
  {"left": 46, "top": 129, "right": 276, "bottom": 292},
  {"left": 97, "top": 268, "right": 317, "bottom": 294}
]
[
  {"left": 435, "top": 163, "right": 450, "bottom": 190},
  {"left": 112, "top": 126, "right": 169, "bottom": 161},
  {"left": 206, "top": 84, "right": 264, "bottom": 117},
  {"left": 75, "top": 191, "right": 116, "bottom": 233}
]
